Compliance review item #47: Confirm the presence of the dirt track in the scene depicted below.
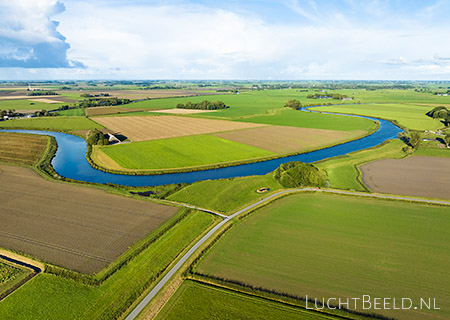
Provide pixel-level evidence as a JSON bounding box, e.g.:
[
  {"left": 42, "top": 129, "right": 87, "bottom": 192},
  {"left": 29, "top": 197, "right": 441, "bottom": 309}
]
[
  {"left": 0, "top": 164, "right": 177, "bottom": 274},
  {"left": 361, "top": 156, "right": 450, "bottom": 199}
]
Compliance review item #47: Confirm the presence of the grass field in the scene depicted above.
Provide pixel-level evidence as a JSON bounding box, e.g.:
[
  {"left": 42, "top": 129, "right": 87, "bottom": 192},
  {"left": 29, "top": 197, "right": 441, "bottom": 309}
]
[
  {"left": 415, "top": 147, "right": 450, "bottom": 157},
  {"left": 86, "top": 106, "right": 146, "bottom": 116},
  {"left": 0, "top": 133, "right": 49, "bottom": 166},
  {"left": 313, "top": 103, "right": 444, "bottom": 130},
  {"left": 56, "top": 108, "right": 85, "bottom": 116},
  {"left": 0, "top": 164, "right": 177, "bottom": 273},
  {"left": 167, "top": 174, "right": 283, "bottom": 214},
  {"left": 0, "top": 117, "right": 103, "bottom": 131},
  {"left": 0, "top": 99, "right": 64, "bottom": 111},
  {"left": 316, "top": 139, "right": 405, "bottom": 191},
  {"left": 92, "top": 115, "right": 264, "bottom": 141},
  {"left": 98, "top": 135, "right": 274, "bottom": 170},
  {"left": 0, "top": 261, "right": 32, "bottom": 300},
  {"left": 0, "top": 210, "right": 215, "bottom": 319},
  {"left": 361, "top": 156, "right": 450, "bottom": 199},
  {"left": 195, "top": 193, "right": 450, "bottom": 320},
  {"left": 155, "top": 280, "right": 331, "bottom": 320}
]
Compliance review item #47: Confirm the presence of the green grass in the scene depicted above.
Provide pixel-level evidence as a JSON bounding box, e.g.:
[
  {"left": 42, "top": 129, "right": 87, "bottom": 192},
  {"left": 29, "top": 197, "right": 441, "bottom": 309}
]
[
  {"left": 155, "top": 280, "right": 331, "bottom": 320},
  {"left": 168, "top": 174, "right": 283, "bottom": 214},
  {"left": 0, "top": 261, "right": 32, "bottom": 298},
  {"left": 196, "top": 193, "right": 450, "bottom": 320},
  {"left": 56, "top": 108, "right": 85, "bottom": 116},
  {"left": 238, "top": 108, "right": 377, "bottom": 132},
  {"left": 313, "top": 103, "right": 444, "bottom": 130},
  {"left": 0, "top": 210, "right": 215, "bottom": 319},
  {"left": 0, "top": 117, "right": 103, "bottom": 131},
  {"left": 316, "top": 139, "right": 406, "bottom": 191},
  {"left": 414, "top": 147, "right": 450, "bottom": 157},
  {"left": 0, "top": 99, "right": 65, "bottom": 111},
  {"left": 98, "top": 135, "right": 275, "bottom": 170}
]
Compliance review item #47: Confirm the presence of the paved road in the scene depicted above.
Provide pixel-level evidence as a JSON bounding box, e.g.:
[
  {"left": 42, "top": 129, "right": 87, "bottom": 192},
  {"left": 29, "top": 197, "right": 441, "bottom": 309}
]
[{"left": 125, "top": 189, "right": 450, "bottom": 320}]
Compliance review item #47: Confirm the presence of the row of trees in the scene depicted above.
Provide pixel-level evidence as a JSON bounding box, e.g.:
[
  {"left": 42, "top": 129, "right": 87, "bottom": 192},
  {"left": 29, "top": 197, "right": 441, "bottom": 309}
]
[
  {"left": 27, "top": 91, "right": 58, "bottom": 96},
  {"left": 307, "top": 92, "right": 349, "bottom": 100},
  {"left": 426, "top": 106, "right": 450, "bottom": 126},
  {"left": 78, "top": 97, "right": 131, "bottom": 108},
  {"left": 176, "top": 100, "right": 229, "bottom": 110}
]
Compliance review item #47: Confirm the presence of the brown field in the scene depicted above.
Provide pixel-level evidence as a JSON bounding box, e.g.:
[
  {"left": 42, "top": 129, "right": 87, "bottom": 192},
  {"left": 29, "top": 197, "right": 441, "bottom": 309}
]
[
  {"left": 28, "top": 98, "right": 62, "bottom": 104},
  {"left": 361, "top": 156, "right": 450, "bottom": 199},
  {"left": 148, "top": 108, "right": 217, "bottom": 114},
  {"left": 0, "top": 164, "right": 178, "bottom": 273},
  {"left": 92, "top": 115, "right": 266, "bottom": 141},
  {"left": 215, "top": 126, "right": 366, "bottom": 154},
  {"left": 86, "top": 106, "right": 146, "bottom": 116},
  {"left": 0, "top": 133, "right": 48, "bottom": 166},
  {"left": 87, "top": 90, "right": 219, "bottom": 100}
]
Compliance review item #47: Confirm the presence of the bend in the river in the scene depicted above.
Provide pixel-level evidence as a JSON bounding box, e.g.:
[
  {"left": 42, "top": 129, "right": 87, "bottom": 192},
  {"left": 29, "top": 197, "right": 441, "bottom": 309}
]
[{"left": 1, "top": 108, "right": 402, "bottom": 187}]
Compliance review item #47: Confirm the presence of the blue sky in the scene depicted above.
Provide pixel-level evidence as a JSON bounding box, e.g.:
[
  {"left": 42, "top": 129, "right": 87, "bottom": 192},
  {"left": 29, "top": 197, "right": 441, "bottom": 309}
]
[{"left": 1, "top": 0, "right": 450, "bottom": 80}]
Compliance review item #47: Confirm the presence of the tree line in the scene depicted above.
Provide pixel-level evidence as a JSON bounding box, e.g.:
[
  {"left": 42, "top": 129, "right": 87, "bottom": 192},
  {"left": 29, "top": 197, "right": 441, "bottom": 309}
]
[
  {"left": 176, "top": 100, "right": 229, "bottom": 110},
  {"left": 426, "top": 106, "right": 450, "bottom": 126}
]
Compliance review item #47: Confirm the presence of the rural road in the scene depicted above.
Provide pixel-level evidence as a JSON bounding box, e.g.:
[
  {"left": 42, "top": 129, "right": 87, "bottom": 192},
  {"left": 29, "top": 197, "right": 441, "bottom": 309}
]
[{"left": 124, "top": 188, "right": 450, "bottom": 320}]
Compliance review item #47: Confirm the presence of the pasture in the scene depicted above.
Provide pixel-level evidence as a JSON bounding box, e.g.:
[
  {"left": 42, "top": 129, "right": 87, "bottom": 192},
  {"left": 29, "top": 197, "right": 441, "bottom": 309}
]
[
  {"left": 0, "top": 99, "right": 65, "bottom": 111},
  {"left": 97, "top": 134, "right": 274, "bottom": 170},
  {"left": 0, "top": 117, "right": 103, "bottom": 131},
  {"left": 0, "top": 210, "right": 215, "bottom": 319},
  {"left": 56, "top": 108, "right": 85, "bottom": 116},
  {"left": 0, "top": 164, "right": 178, "bottom": 273},
  {"left": 155, "top": 280, "right": 330, "bottom": 320},
  {"left": 0, "top": 133, "right": 49, "bottom": 166},
  {"left": 313, "top": 103, "right": 444, "bottom": 130},
  {"left": 214, "top": 126, "right": 366, "bottom": 154},
  {"left": 361, "top": 156, "right": 450, "bottom": 199},
  {"left": 91, "top": 115, "right": 265, "bottom": 141},
  {"left": 0, "top": 261, "right": 32, "bottom": 300},
  {"left": 196, "top": 193, "right": 450, "bottom": 320}
]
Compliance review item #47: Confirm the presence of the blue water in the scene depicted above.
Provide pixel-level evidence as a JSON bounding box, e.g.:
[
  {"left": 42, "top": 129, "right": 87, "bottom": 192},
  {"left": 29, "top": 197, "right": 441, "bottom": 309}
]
[{"left": 0, "top": 112, "right": 401, "bottom": 187}]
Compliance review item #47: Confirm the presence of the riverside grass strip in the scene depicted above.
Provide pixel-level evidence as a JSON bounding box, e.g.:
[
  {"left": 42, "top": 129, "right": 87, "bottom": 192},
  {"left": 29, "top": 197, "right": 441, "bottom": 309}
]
[
  {"left": 0, "top": 117, "right": 103, "bottom": 131},
  {"left": 195, "top": 193, "right": 450, "bottom": 320},
  {"left": 0, "top": 164, "right": 177, "bottom": 274}
]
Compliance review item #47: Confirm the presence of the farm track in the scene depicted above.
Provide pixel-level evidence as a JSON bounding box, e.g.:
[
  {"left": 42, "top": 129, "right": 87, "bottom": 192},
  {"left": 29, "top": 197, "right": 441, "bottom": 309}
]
[{"left": 125, "top": 188, "right": 450, "bottom": 320}]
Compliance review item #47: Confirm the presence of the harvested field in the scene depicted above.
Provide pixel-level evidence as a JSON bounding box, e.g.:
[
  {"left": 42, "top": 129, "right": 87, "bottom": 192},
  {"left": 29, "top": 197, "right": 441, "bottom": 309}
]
[
  {"left": 0, "top": 133, "right": 48, "bottom": 166},
  {"left": 28, "top": 98, "right": 61, "bottom": 104},
  {"left": 214, "top": 126, "right": 366, "bottom": 154},
  {"left": 361, "top": 156, "right": 450, "bottom": 199},
  {"left": 92, "top": 115, "right": 265, "bottom": 141},
  {"left": 86, "top": 106, "right": 146, "bottom": 116},
  {"left": 148, "top": 108, "right": 217, "bottom": 114},
  {"left": 0, "top": 164, "right": 178, "bottom": 273}
]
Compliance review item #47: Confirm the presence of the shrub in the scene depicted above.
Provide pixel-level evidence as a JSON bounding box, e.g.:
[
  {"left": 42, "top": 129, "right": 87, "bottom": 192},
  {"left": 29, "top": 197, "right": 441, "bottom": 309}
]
[{"left": 273, "top": 161, "right": 328, "bottom": 188}]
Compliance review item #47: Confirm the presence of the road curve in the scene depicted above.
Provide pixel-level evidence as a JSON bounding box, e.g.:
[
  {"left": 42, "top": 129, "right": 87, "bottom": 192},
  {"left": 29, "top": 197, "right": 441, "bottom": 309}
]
[{"left": 124, "top": 189, "right": 450, "bottom": 320}]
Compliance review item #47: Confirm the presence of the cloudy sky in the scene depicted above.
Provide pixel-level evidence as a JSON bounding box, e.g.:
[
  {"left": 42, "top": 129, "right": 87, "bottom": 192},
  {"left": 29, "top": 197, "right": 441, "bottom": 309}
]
[{"left": 1, "top": 0, "right": 450, "bottom": 80}]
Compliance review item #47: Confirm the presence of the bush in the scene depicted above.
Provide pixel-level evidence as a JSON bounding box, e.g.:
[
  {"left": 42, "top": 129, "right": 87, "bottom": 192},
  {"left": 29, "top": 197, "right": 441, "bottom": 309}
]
[
  {"left": 273, "top": 161, "right": 328, "bottom": 188},
  {"left": 86, "top": 129, "right": 109, "bottom": 145}
]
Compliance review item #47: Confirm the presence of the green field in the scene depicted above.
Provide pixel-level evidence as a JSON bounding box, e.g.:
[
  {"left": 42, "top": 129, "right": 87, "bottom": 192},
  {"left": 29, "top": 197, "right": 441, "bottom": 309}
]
[
  {"left": 56, "top": 108, "right": 85, "bottom": 116},
  {"left": 155, "top": 280, "right": 331, "bottom": 320},
  {"left": 0, "top": 99, "right": 65, "bottom": 111},
  {"left": 168, "top": 174, "right": 283, "bottom": 213},
  {"left": 414, "top": 147, "right": 450, "bottom": 157},
  {"left": 98, "top": 135, "right": 275, "bottom": 170},
  {"left": 0, "top": 261, "right": 32, "bottom": 299},
  {"left": 0, "top": 117, "right": 103, "bottom": 131},
  {"left": 0, "top": 210, "right": 215, "bottom": 319},
  {"left": 196, "top": 193, "right": 450, "bottom": 320},
  {"left": 313, "top": 103, "right": 444, "bottom": 130},
  {"left": 316, "top": 139, "right": 405, "bottom": 191}
]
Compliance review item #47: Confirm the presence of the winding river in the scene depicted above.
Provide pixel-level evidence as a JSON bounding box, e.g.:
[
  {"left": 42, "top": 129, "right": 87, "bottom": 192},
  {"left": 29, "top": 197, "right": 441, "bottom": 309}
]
[{"left": 1, "top": 110, "right": 402, "bottom": 187}]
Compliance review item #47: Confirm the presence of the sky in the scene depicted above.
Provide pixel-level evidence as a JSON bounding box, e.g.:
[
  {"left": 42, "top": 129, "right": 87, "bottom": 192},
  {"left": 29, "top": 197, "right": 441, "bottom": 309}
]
[{"left": 1, "top": 0, "right": 450, "bottom": 80}]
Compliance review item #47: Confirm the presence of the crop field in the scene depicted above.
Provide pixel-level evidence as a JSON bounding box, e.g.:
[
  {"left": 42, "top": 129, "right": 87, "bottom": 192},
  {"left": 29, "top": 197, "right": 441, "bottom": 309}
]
[
  {"left": 98, "top": 134, "right": 274, "bottom": 170},
  {"left": 0, "top": 99, "right": 65, "bottom": 111},
  {"left": 195, "top": 193, "right": 450, "bottom": 320},
  {"left": 148, "top": 108, "right": 218, "bottom": 114},
  {"left": 214, "top": 126, "right": 366, "bottom": 154},
  {"left": 56, "top": 108, "right": 85, "bottom": 116},
  {"left": 86, "top": 106, "right": 147, "bottom": 116},
  {"left": 0, "top": 133, "right": 48, "bottom": 166},
  {"left": 361, "top": 156, "right": 450, "bottom": 199},
  {"left": 0, "top": 164, "right": 178, "bottom": 273},
  {"left": 313, "top": 103, "right": 444, "bottom": 130},
  {"left": 0, "top": 210, "right": 215, "bottom": 319},
  {"left": 239, "top": 108, "right": 377, "bottom": 132},
  {"left": 92, "top": 115, "right": 265, "bottom": 141},
  {"left": 0, "top": 260, "right": 32, "bottom": 300},
  {"left": 155, "top": 280, "right": 331, "bottom": 320},
  {"left": 0, "top": 117, "right": 103, "bottom": 131}
]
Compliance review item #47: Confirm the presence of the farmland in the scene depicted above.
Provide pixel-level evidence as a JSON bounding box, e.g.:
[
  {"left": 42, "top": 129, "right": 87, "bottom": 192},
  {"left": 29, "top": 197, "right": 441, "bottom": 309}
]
[
  {"left": 92, "top": 115, "right": 265, "bottom": 141},
  {"left": 195, "top": 193, "right": 450, "bottom": 320},
  {"left": 0, "top": 261, "right": 32, "bottom": 300},
  {"left": 97, "top": 135, "right": 274, "bottom": 170},
  {"left": 86, "top": 106, "right": 146, "bottom": 116},
  {"left": 0, "top": 117, "right": 103, "bottom": 131},
  {"left": 155, "top": 281, "right": 331, "bottom": 320},
  {"left": 0, "top": 99, "right": 65, "bottom": 111},
  {"left": 0, "top": 164, "right": 178, "bottom": 273},
  {"left": 0, "top": 133, "right": 49, "bottom": 166},
  {"left": 361, "top": 156, "right": 450, "bottom": 199},
  {"left": 313, "top": 103, "right": 444, "bottom": 130}
]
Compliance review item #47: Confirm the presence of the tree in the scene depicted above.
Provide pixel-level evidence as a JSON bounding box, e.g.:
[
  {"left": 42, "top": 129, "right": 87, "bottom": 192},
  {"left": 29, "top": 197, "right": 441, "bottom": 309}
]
[
  {"left": 86, "top": 129, "right": 109, "bottom": 146},
  {"left": 284, "top": 99, "right": 302, "bottom": 109},
  {"left": 444, "top": 133, "right": 450, "bottom": 148},
  {"left": 273, "top": 161, "right": 328, "bottom": 188},
  {"left": 409, "top": 131, "right": 421, "bottom": 149}
]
